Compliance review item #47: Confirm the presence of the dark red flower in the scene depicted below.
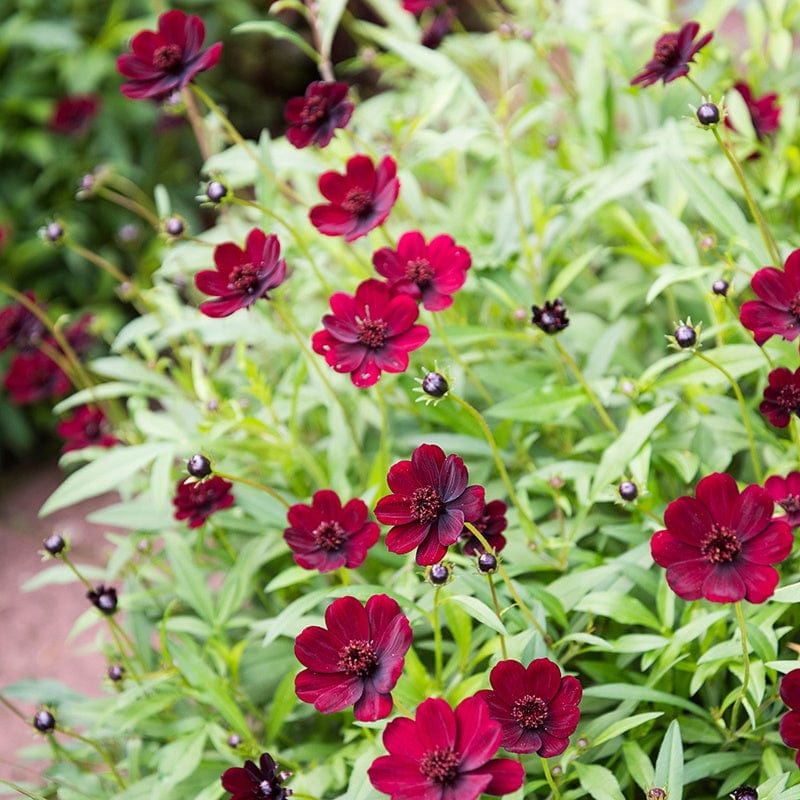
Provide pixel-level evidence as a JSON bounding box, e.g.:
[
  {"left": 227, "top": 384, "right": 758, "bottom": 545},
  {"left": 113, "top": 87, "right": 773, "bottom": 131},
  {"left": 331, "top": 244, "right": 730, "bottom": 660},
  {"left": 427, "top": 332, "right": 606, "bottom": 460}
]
[
  {"left": 475, "top": 658, "right": 582, "bottom": 755},
  {"left": 87, "top": 584, "right": 118, "bottom": 615},
  {"left": 728, "top": 82, "right": 781, "bottom": 140},
  {"left": 740, "top": 249, "right": 800, "bottom": 346},
  {"left": 532, "top": 298, "right": 569, "bottom": 333},
  {"left": 172, "top": 476, "right": 234, "bottom": 528},
  {"left": 57, "top": 406, "right": 119, "bottom": 454},
  {"left": 779, "top": 669, "right": 800, "bottom": 766},
  {"left": 764, "top": 472, "right": 800, "bottom": 527},
  {"left": 374, "top": 443, "right": 485, "bottom": 566},
  {"left": 630, "top": 21, "right": 713, "bottom": 87},
  {"left": 294, "top": 594, "right": 412, "bottom": 721},
  {"left": 310, "top": 155, "right": 399, "bottom": 242},
  {"left": 63, "top": 313, "right": 97, "bottom": 357},
  {"left": 49, "top": 94, "right": 100, "bottom": 136},
  {"left": 221, "top": 752, "right": 292, "bottom": 800},
  {"left": 0, "top": 292, "right": 45, "bottom": 353},
  {"left": 460, "top": 499, "right": 507, "bottom": 556},
  {"left": 368, "top": 695, "right": 524, "bottom": 800},
  {"left": 650, "top": 472, "right": 793, "bottom": 603},
  {"left": 421, "top": 8, "right": 456, "bottom": 49},
  {"left": 3, "top": 350, "right": 70, "bottom": 404},
  {"left": 284, "top": 489, "right": 380, "bottom": 572},
  {"left": 195, "top": 229, "right": 287, "bottom": 318},
  {"left": 311, "top": 278, "right": 429, "bottom": 388},
  {"left": 402, "top": 0, "right": 444, "bottom": 13},
  {"left": 117, "top": 9, "right": 222, "bottom": 101},
  {"left": 373, "top": 231, "right": 471, "bottom": 311},
  {"left": 284, "top": 81, "right": 354, "bottom": 149},
  {"left": 760, "top": 367, "right": 800, "bottom": 428}
]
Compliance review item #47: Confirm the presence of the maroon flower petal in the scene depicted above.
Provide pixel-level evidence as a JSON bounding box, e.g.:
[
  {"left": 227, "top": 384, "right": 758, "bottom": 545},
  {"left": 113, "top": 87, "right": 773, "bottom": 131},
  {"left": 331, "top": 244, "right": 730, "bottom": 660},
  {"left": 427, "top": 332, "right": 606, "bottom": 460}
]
[
  {"left": 780, "top": 670, "right": 800, "bottom": 709},
  {"left": 664, "top": 559, "right": 714, "bottom": 600}
]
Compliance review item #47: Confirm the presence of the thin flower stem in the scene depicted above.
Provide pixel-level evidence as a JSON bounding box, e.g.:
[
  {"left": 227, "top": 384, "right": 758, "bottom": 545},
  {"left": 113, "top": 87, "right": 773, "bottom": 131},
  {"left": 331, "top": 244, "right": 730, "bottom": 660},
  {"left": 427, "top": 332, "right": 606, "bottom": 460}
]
[
  {"left": 451, "top": 393, "right": 543, "bottom": 543},
  {"left": 213, "top": 470, "right": 291, "bottom": 508},
  {"left": 541, "top": 756, "right": 561, "bottom": 800},
  {"left": 37, "top": 338, "right": 91, "bottom": 393},
  {"left": 96, "top": 187, "right": 160, "bottom": 227},
  {"left": 693, "top": 351, "right": 762, "bottom": 483},
  {"left": 791, "top": 417, "right": 800, "bottom": 464},
  {"left": 181, "top": 86, "right": 212, "bottom": 162},
  {"left": 432, "top": 586, "right": 444, "bottom": 689},
  {"left": 305, "top": 0, "right": 335, "bottom": 82},
  {"left": 486, "top": 574, "right": 508, "bottom": 659},
  {"left": 65, "top": 239, "right": 130, "bottom": 286},
  {"left": 61, "top": 553, "right": 96, "bottom": 592},
  {"left": 710, "top": 126, "right": 782, "bottom": 268},
  {"left": 431, "top": 315, "right": 493, "bottom": 405},
  {"left": 551, "top": 338, "right": 619, "bottom": 435},
  {"left": 107, "top": 616, "right": 139, "bottom": 666},
  {"left": 729, "top": 601, "right": 751, "bottom": 734},
  {"left": 0, "top": 694, "right": 27, "bottom": 724},
  {"left": 58, "top": 728, "right": 127, "bottom": 788}
]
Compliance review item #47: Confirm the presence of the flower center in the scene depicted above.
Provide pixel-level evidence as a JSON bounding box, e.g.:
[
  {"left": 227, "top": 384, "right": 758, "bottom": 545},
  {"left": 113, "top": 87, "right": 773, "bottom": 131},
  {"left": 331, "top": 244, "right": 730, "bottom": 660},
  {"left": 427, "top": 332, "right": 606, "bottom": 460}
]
[
  {"left": 356, "top": 318, "right": 389, "bottom": 349},
  {"left": 341, "top": 188, "right": 374, "bottom": 217},
  {"left": 84, "top": 420, "right": 101, "bottom": 440},
  {"left": 229, "top": 264, "right": 261, "bottom": 293},
  {"left": 780, "top": 494, "right": 800, "bottom": 514},
  {"left": 337, "top": 640, "right": 378, "bottom": 677},
  {"left": 405, "top": 258, "right": 434, "bottom": 287},
  {"left": 654, "top": 34, "right": 679, "bottom": 66},
  {"left": 301, "top": 95, "right": 328, "bottom": 124},
  {"left": 153, "top": 43, "right": 184, "bottom": 72},
  {"left": 777, "top": 383, "right": 800, "bottom": 412},
  {"left": 789, "top": 294, "right": 800, "bottom": 322},
  {"left": 700, "top": 524, "right": 741, "bottom": 564},
  {"left": 419, "top": 747, "right": 460, "bottom": 784},
  {"left": 510, "top": 694, "right": 549, "bottom": 729},
  {"left": 312, "top": 521, "right": 346, "bottom": 551},
  {"left": 410, "top": 486, "right": 444, "bottom": 524}
]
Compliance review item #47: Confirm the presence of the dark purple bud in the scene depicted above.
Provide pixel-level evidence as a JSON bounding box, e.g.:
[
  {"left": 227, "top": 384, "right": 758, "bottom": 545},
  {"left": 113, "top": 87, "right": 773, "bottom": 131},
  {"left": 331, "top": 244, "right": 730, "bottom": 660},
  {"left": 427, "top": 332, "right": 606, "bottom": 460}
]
[
  {"left": 187, "top": 453, "right": 212, "bottom": 479},
  {"left": 33, "top": 709, "right": 55, "bottom": 733},
  {"left": 43, "top": 533, "right": 66, "bottom": 555}
]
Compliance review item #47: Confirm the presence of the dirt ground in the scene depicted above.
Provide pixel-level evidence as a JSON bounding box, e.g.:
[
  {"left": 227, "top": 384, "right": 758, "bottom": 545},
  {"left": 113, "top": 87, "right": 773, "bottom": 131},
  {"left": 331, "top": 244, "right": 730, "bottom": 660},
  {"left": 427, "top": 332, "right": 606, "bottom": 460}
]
[{"left": 0, "top": 465, "right": 113, "bottom": 788}]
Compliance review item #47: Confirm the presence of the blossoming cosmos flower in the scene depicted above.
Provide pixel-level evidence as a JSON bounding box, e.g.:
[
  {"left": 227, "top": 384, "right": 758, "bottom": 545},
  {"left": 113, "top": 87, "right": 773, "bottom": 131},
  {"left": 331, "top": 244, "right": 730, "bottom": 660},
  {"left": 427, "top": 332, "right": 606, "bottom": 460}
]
[
  {"left": 739, "top": 249, "right": 800, "bottom": 346},
  {"left": 421, "top": 8, "right": 456, "bottom": 49},
  {"left": 368, "top": 695, "right": 524, "bottom": 800},
  {"left": 460, "top": 499, "right": 508, "bottom": 556},
  {"left": 373, "top": 231, "right": 471, "bottom": 311},
  {"left": 759, "top": 367, "right": 800, "bottom": 428},
  {"left": 475, "top": 658, "right": 582, "bottom": 755},
  {"left": 0, "top": 291, "right": 44, "bottom": 353},
  {"left": 172, "top": 476, "right": 234, "bottom": 528},
  {"left": 117, "top": 9, "right": 222, "bottom": 101},
  {"left": 284, "top": 489, "right": 380, "bottom": 572},
  {"left": 284, "top": 81, "right": 354, "bottom": 148},
  {"left": 3, "top": 350, "right": 70, "bottom": 405},
  {"left": 221, "top": 752, "right": 292, "bottom": 800},
  {"left": 311, "top": 278, "right": 429, "bottom": 388},
  {"left": 195, "top": 229, "right": 287, "bottom": 318},
  {"left": 294, "top": 594, "right": 412, "bottom": 721},
  {"left": 402, "top": 0, "right": 444, "bottom": 13},
  {"left": 764, "top": 472, "right": 800, "bottom": 527},
  {"left": 630, "top": 21, "right": 713, "bottom": 87},
  {"left": 531, "top": 298, "right": 569, "bottom": 333},
  {"left": 57, "top": 406, "right": 119, "bottom": 454},
  {"left": 728, "top": 82, "right": 781, "bottom": 140},
  {"left": 779, "top": 669, "right": 800, "bottom": 765},
  {"left": 375, "top": 443, "right": 484, "bottom": 566},
  {"left": 49, "top": 94, "right": 100, "bottom": 136},
  {"left": 310, "top": 155, "right": 399, "bottom": 242},
  {"left": 650, "top": 472, "right": 793, "bottom": 603}
]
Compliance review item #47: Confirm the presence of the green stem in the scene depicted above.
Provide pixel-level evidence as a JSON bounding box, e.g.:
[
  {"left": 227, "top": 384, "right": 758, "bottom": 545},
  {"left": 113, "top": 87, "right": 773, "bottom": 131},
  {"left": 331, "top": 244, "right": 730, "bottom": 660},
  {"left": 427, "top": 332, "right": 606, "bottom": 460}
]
[
  {"left": 791, "top": 417, "right": 800, "bottom": 464},
  {"left": 181, "top": 86, "right": 212, "bottom": 162},
  {"left": 0, "top": 694, "right": 27, "bottom": 724},
  {"left": 486, "top": 573, "right": 508, "bottom": 659},
  {"left": 96, "top": 186, "right": 160, "bottom": 227},
  {"left": 541, "top": 756, "right": 561, "bottom": 800},
  {"left": 431, "top": 314, "right": 493, "bottom": 405},
  {"left": 432, "top": 586, "right": 444, "bottom": 689},
  {"left": 729, "top": 601, "right": 750, "bottom": 734},
  {"left": 59, "top": 727, "right": 127, "bottom": 788},
  {"left": 213, "top": 470, "right": 291, "bottom": 508},
  {"left": 693, "top": 350, "right": 762, "bottom": 483}
]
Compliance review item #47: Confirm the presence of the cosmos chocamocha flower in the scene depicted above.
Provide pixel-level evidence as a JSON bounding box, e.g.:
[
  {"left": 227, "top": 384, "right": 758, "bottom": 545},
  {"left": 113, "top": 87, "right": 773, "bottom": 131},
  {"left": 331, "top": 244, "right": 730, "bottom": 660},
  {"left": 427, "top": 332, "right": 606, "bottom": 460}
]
[
  {"left": 117, "top": 9, "right": 222, "bottom": 101},
  {"left": 475, "top": 658, "right": 582, "bottom": 755},
  {"left": 57, "top": 406, "right": 119, "bottom": 453},
  {"left": 630, "top": 21, "right": 713, "bottom": 88},
  {"left": 421, "top": 7, "right": 456, "bottom": 49},
  {"left": 310, "top": 155, "right": 399, "bottom": 242},
  {"left": 221, "top": 752, "right": 293, "bottom": 800},
  {"left": 49, "top": 94, "right": 100, "bottom": 136},
  {"left": 460, "top": 499, "right": 508, "bottom": 556},
  {"left": 402, "top": 0, "right": 445, "bottom": 13},
  {"left": 780, "top": 669, "right": 800, "bottom": 766},
  {"left": 3, "top": 350, "right": 71, "bottom": 405},
  {"left": 294, "top": 594, "right": 412, "bottom": 721},
  {"left": 172, "top": 476, "right": 234, "bottom": 527},
  {"left": 283, "top": 489, "right": 380, "bottom": 572},
  {"left": 650, "top": 472, "right": 793, "bottom": 603},
  {"left": 0, "top": 291, "right": 44, "bottom": 353},
  {"left": 531, "top": 298, "right": 569, "bottom": 333},
  {"left": 759, "top": 367, "right": 800, "bottom": 428},
  {"left": 727, "top": 82, "right": 781, "bottom": 140},
  {"left": 311, "top": 278, "right": 430, "bottom": 388},
  {"left": 284, "top": 81, "right": 354, "bottom": 148},
  {"left": 374, "top": 443, "right": 485, "bottom": 565},
  {"left": 764, "top": 472, "right": 800, "bottom": 527},
  {"left": 372, "top": 231, "right": 471, "bottom": 311},
  {"left": 195, "top": 229, "right": 287, "bottom": 318},
  {"left": 87, "top": 584, "right": 118, "bottom": 615},
  {"left": 368, "top": 695, "right": 524, "bottom": 800}
]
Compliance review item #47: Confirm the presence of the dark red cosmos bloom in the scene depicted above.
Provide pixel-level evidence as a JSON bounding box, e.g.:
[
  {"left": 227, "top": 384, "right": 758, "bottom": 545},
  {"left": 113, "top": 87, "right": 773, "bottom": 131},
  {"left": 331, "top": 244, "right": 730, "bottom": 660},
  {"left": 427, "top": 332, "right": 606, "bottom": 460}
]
[
  {"left": 49, "top": 94, "right": 100, "bottom": 136},
  {"left": 728, "top": 82, "right": 781, "bottom": 140},
  {"left": 461, "top": 499, "right": 508, "bottom": 556},
  {"left": 532, "top": 298, "right": 569, "bottom": 334},
  {"left": 63, "top": 313, "right": 97, "bottom": 357},
  {"left": 87, "top": 584, "right": 118, "bottom": 615},
  {"left": 172, "top": 476, "right": 234, "bottom": 528},
  {"left": 421, "top": 8, "right": 456, "bottom": 49},
  {"left": 402, "top": 0, "right": 444, "bottom": 13},
  {"left": 294, "top": 594, "right": 412, "bottom": 721},
  {"left": 368, "top": 695, "right": 524, "bottom": 800},
  {"left": 312, "top": 278, "right": 429, "bottom": 388},
  {"left": 764, "top": 473, "right": 800, "bottom": 527},
  {"left": 310, "top": 155, "right": 399, "bottom": 242},
  {"left": 221, "top": 752, "right": 292, "bottom": 800},
  {"left": 0, "top": 292, "right": 45, "bottom": 353},
  {"left": 374, "top": 443, "right": 485, "bottom": 566},
  {"left": 475, "top": 658, "right": 582, "bottom": 756},
  {"left": 195, "top": 229, "right": 287, "bottom": 318},
  {"left": 57, "top": 406, "right": 119, "bottom": 454},
  {"left": 284, "top": 489, "right": 380, "bottom": 572},
  {"left": 760, "top": 367, "right": 800, "bottom": 428},
  {"left": 650, "top": 472, "right": 793, "bottom": 603},
  {"left": 630, "top": 21, "right": 713, "bottom": 87},
  {"left": 779, "top": 670, "right": 800, "bottom": 766},
  {"left": 740, "top": 249, "right": 800, "bottom": 346},
  {"left": 373, "top": 231, "right": 471, "bottom": 311},
  {"left": 3, "top": 350, "right": 70, "bottom": 405},
  {"left": 284, "top": 81, "right": 354, "bottom": 149},
  {"left": 117, "top": 9, "right": 222, "bottom": 101}
]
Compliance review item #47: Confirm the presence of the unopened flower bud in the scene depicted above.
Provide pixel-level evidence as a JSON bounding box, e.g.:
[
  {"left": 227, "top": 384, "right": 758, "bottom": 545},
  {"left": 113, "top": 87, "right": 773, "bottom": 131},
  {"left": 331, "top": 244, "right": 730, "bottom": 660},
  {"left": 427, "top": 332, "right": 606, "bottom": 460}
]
[
  {"left": 43, "top": 533, "right": 66, "bottom": 555},
  {"left": 187, "top": 453, "right": 212, "bottom": 479},
  {"left": 696, "top": 102, "right": 720, "bottom": 126},
  {"left": 422, "top": 372, "right": 449, "bottom": 398},
  {"left": 33, "top": 709, "right": 55, "bottom": 733}
]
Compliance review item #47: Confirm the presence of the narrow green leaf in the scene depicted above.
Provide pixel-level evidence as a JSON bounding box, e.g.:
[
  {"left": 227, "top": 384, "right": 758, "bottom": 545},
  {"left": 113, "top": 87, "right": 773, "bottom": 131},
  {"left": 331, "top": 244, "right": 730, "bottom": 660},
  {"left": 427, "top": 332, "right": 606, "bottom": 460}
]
[
  {"left": 162, "top": 532, "right": 216, "bottom": 624},
  {"left": 590, "top": 712, "right": 663, "bottom": 748},
  {"left": 622, "top": 740, "right": 656, "bottom": 793},
  {"left": 318, "top": 0, "right": 348, "bottom": 61},
  {"left": 443, "top": 595, "right": 507, "bottom": 635},
  {"left": 576, "top": 591, "right": 661, "bottom": 630},
  {"left": 266, "top": 671, "right": 298, "bottom": 742},
  {"left": 233, "top": 20, "right": 318, "bottom": 61},
  {"left": 574, "top": 763, "right": 625, "bottom": 800},
  {"left": 654, "top": 719, "right": 683, "bottom": 800}
]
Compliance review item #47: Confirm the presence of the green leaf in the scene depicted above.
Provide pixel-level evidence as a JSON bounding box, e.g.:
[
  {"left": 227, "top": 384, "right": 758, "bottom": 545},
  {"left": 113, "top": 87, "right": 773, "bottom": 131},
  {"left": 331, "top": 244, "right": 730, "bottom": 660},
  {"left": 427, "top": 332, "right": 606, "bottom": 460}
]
[
  {"left": 654, "top": 720, "right": 683, "bottom": 800},
  {"left": 589, "top": 711, "right": 663, "bottom": 748},
  {"left": 573, "top": 763, "right": 625, "bottom": 800},
  {"left": 486, "top": 384, "right": 589, "bottom": 423},
  {"left": 443, "top": 595, "right": 507, "bottom": 635},
  {"left": 622, "top": 740, "right": 655, "bottom": 793},
  {"left": 266, "top": 671, "right": 298, "bottom": 742},
  {"left": 318, "top": 0, "right": 348, "bottom": 61},
  {"left": 583, "top": 684, "right": 709, "bottom": 718},
  {"left": 575, "top": 591, "right": 661, "bottom": 630},
  {"left": 162, "top": 532, "right": 216, "bottom": 624},
  {"left": 233, "top": 20, "right": 318, "bottom": 62}
]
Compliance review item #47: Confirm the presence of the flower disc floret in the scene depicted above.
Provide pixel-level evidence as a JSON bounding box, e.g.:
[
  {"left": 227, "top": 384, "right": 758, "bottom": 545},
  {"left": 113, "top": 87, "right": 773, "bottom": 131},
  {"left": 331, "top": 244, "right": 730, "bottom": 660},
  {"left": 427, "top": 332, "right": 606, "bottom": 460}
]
[
  {"left": 284, "top": 81, "right": 354, "bottom": 148},
  {"left": 650, "top": 472, "right": 793, "bottom": 603},
  {"left": 740, "top": 249, "right": 800, "bottom": 346},
  {"left": 630, "top": 21, "right": 713, "bottom": 87}
]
